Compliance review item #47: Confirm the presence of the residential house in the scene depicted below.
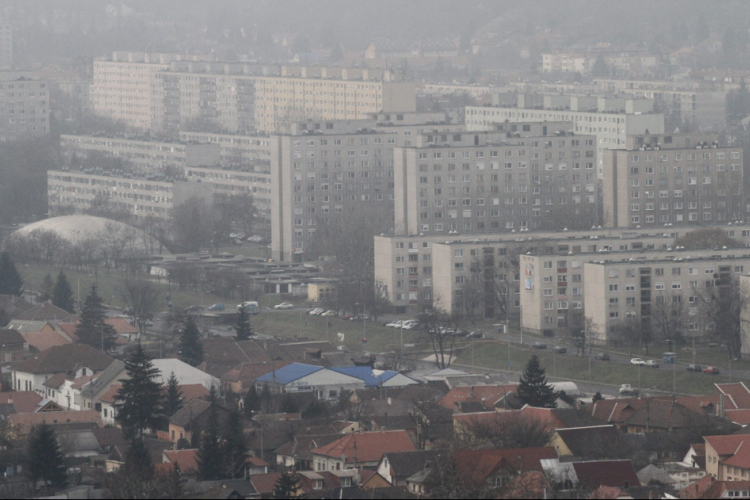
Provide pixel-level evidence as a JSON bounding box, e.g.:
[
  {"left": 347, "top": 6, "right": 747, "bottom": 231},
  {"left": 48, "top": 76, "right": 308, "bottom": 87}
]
[
  {"left": 275, "top": 432, "right": 343, "bottom": 470},
  {"left": 168, "top": 399, "right": 212, "bottom": 444},
  {"left": 0, "top": 329, "right": 26, "bottom": 362},
  {"left": 359, "top": 471, "right": 392, "bottom": 490},
  {"left": 704, "top": 434, "right": 750, "bottom": 481},
  {"left": 20, "top": 331, "right": 72, "bottom": 353},
  {"left": 255, "top": 363, "right": 367, "bottom": 401},
  {"left": 312, "top": 430, "right": 417, "bottom": 471},
  {"left": 552, "top": 425, "right": 628, "bottom": 459},
  {"left": 588, "top": 397, "right": 713, "bottom": 433},
  {"left": 0, "top": 295, "right": 34, "bottom": 321},
  {"left": 11, "top": 302, "right": 77, "bottom": 323},
  {"left": 438, "top": 384, "right": 518, "bottom": 413},
  {"left": 679, "top": 477, "right": 750, "bottom": 499},
  {"left": 221, "top": 361, "right": 291, "bottom": 394},
  {"left": 163, "top": 449, "right": 199, "bottom": 476},
  {"left": 572, "top": 460, "right": 640, "bottom": 490},
  {"left": 12, "top": 343, "right": 114, "bottom": 395},
  {"left": 9, "top": 410, "right": 102, "bottom": 436},
  {"left": 0, "top": 391, "right": 43, "bottom": 414},
  {"left": 452, "top": 447, "right": 558, "bottom": 490},
  {"left": 329, "top": 367, "right": 420, "bottom": 389},
  {"left": 376, "top": 450, "right": 441, "bottom": 486}
]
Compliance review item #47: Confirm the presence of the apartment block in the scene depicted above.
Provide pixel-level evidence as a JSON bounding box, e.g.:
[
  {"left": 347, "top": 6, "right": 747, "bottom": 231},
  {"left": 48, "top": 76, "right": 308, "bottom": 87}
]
[
  {"left": 60, "top": 134, "right": 222, "bottom": 171},
  {"left": 519, "top": 246, "right": 750, "bottom": 342},
  {"left": 270, "top": 116, "right": 463, "bottom": 262},
  {"left": 603, "top": 133, "right": 743, "bottom": 229},
  {"left": 48, "top": 166, "right": 271, "bottom": 220},
  {"left": 178, "top": 131, "right": 272, "bottom": 166},
  {"left": 465, "top": 93, "right": 664, "bottom": 177},
  {"left": 0, "top": 76, "right": 49, "bottom": 141},
  {"left": 0, "top": 25, "right": 12, "bottom": 69},
  {"left": 394, "top": 122, "right": 599, "bottom": 237},
  {"left": 376, "top": 224, "right": 750, "bottom": 314}
]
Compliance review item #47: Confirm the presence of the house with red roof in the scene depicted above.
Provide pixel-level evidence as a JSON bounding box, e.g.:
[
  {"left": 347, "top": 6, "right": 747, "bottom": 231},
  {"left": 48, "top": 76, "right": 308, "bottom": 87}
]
[
  {"left": 715, "top": 382, "right": 750, "bottom": 410},
  {"left": 9, "top": 410, "right": 102, "bottom": 436},
  {"left": 0, "top": 391, "right": 44, "bottom": 414},
  {"left": 680, "top": 478, "right": 750, "bottom": 499},
  {"left": 588, "top": 397, "right": 713, "bottom": 433},
  {"left": 312, "top": 430, "right": 417, "bottom": 471},
  {"left": 437, "top": 384, "right": 517, "bottom": 412},
  {"left": 163, "top": 449, "right": 199, "bottom": 475},
  {"left": 572, "top": 460, "right": 640, "bottom": 490},
  {"left": 704, "top": 434, "right": 750, "bottom": 481},
  {"left": 452, "top": 447, "right": 558, "bottom": 489},
  {"left": 453, "top": 406, "right": 569, "bottom": 443},
  {"left": 0, "top": 329, "right": 26, "bottom": 362},
  {"left": 20, "top": 330, "right": 72, "bottom": 353}
]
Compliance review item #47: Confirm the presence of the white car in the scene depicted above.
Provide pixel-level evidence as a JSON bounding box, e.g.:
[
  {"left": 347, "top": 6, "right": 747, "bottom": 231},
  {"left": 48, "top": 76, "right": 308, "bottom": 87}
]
[
  {"left": 630, "top": 358, "right": 645, "bottom": 366},
  {"left": 308, "top": 308, "right": 325, "bottom": 315},
  {"left": 321, "top": 310, "right": 336, "bottom": 317},
  {"left": 248, "top": 235, "right": 264, "bottom": 242},
  {"left": 274, "top": 302, "right": 294, "bottom": 310},
  {"left": 385, "top": 320, "right": 402, "bottom": 328}
]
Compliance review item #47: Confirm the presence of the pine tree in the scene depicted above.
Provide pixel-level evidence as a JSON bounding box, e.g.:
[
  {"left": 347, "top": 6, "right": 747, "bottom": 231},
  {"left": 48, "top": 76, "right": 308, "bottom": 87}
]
[
  {"left": 165, "top": 372, "right": 184, "bottom": 417},
  {"left": 122, "top": 438, "right": 154, "bottom": 482},
  {"left": 234, "top": 304, "right": 253, "bottom": 341},
  {"left": 179, "top": 316, "right": 204, "bottom": 367},
  {"left": 104, "top": 438, "right": 156, "bottom": 498},
  {"left": 243, "top": 387, "right": 262, "bottom": 417},
  {"left": 27, "top": 422, "right": 67, "bottom": 491},
  {"left": 52, "top": 270, "right": 75, "bottom": 313},
  {"left": 114, "top": 343, "right": 167, "bottom": 439},
  {"left": 0, "top": 252, "right": 23, "bottom": 296},
  {"left": 39, "top": 273, "right": 54, "bottom": 302},
  {"left": 197, "top": 387, "right": 225, "bottom": 480},
  {"left": 222, "top": 406, "right": 248, "bottom": 479},
  {"left": 517, "top": 355, "right": 557, "bottom": 408},
  {"left": 74, "top": 284, "right": 117, "bottom": 351},
  {"left": 272, "top": 472, "right": 302, "bottom": 499}
]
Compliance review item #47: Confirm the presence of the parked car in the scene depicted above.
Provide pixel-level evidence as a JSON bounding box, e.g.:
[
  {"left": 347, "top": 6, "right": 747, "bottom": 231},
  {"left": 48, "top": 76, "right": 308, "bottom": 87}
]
[
  {"left": 687, "top": 364, "right": 703, "bottom": 372},
  {"left": 644, "top": 360, "right": 659, "bottom": 368},
  {"left": 553, "top": 346, "right": 567, "bottom": 354},
  {"left": 237, "top": 301, "right": 260, "bottom": 314},
  {"left": 704, "top": 366, "right": 721, "bottom": 375},
  {"left": 308, "top": 308, "right": 325, "bottom": 315},
  {"left": 533, "top": 342, "right": 547, "bottom": 349},
  {"left": 336, "top": 345, "right": 349, "bottom": 352},
  {"left": 208, "top": 303, "right": 226, "bottom": 311},
  {"left": 385, "top": 320, "right": 402, "bottom": 328},
  {"left": 594, "top": 352, "right": 611, "bottom": 361},
  {"left": 630, "top": 358, "right": 645, "bottom": 366},
  {"left": 619, "top": 384, "right": 639, "bottom": 396},
  {"left": 248, "top": 235, "right": 264, "bottom": 242},
  {"left": 184, "top": 305, "right": 204, "bottom": 314},
  {"left": 321, "top": 310, "right": 336, "bottom": 317},
  {"left": 467, "top": 331, "right": 484, "bottom": 339},
  {"left": 274, "top": 302, "right": 294, "bottom": 310}
]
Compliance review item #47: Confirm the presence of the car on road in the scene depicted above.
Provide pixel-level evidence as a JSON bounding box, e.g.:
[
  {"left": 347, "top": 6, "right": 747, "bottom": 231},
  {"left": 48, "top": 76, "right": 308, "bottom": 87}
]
[
  {"left": 644, "top": 360, "right": 659, "bottom": 368},
  {"left": 533, "top": 342, "right": 547, "bottom": 349},
  {"left": 321, "top": 310, "right": 336, "bottom": 317},
  {"left": 630, "top": 358, "right": 645, "bottom": 366},
  {"left": 553, "top": 346, "right": 567, "bottom": 354},
  {"left": 619, "top": 384, "right": 639, "bottom": 396},
  {"left": 237, "top": 301, "right": 260, "bottom": 314},
  {"left": 308, "top": 308, "right": 325, "bottom": 316},
  {"left": 687, "top": 364, "right": 703, "bottom": 372},
  {"left": 184, "top": 305, "right": 204, "bottom": 314},
  {"left": 274, "top": 302, "right": 294, "bottom": 310},
  {"left": 385, "top": 320, "right": 403, "bottom": 328},
  {"left": 704, "top": 366, "right": 721, "bottom": 375},
  {"left": 468, "top": 331, "right": 484, "bottom": 339},
  {"left": 208, "top": 303, "right": 226, "bottom": 311},
  {"left": 594, "top": 352, "right": 611, "bottom": 361},
  {"left": 336, "top": 345, "right": 349, "bottom": 352},
  {"left": 247, "top": 235, "right": 264, "bottom": 242}
]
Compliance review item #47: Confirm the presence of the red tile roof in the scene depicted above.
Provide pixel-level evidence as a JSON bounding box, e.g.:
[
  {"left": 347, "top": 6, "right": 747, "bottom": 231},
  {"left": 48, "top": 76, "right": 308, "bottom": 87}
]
[
  {"left": 99, "top": 385, "right": 122, "bottom": 404},
  {"left": 14, "top": 343, "right": 114, "bottom": 375},
  {"left": 698, "top": 480, "right": 750, "bottom": 500},
  {"left": 715, "top": 383, "right": 750, "bottom": 409},
  {"left": 572, "top": 460, "right": 639, "bottom": 489},
  {"left": 21, "top": 331, "right": 71, "bottom": 352},
  {"left": 43, "top": 372, "right": 67, "bottom": 389},
  {"left": 312, "top": 430, "right": 416, "bottom": 464},
  {"left": 14, "top": 302, "right": 77, "bottom": 322},
  {"left": 164, "top": 449, "right": 199, "bottom": 474},
  {"left": 0, "top": 391, "right": 42, "bottom": 414},
  {"left": 250, "top": 473, "right": 282, "bottom": 495},
  {"left": 105, "top": 318, "right": 139, "bottom": 335},
  {"left": 438, "top": 384, "right": 517, "bottom": 411},
  {"left": 679, "top": 474, "right": 715, "bottom": 499},
  {"left": 0, "top": 329, "right": 24, "bottom": 346},
  {"left": 246, "top": 457, "right": 268, "bottom": 467},
  {"left": 454, "top": 406, "right": 568, "bottom": 433},
  {"left": 453, "top": 447, "right": 557, "bottom": 484},
  {"left": 725, "top": 409, "right": 750, "bottom": 426},
  {"left": 9, "top": 410, "right": 102, "bottom": 435},
  {"left": 589, "top": 398, "right": 647, "bottom": 423},
  {"left": 56, "top": 323, "right": 80, "bottom": 342},
  {"left": 704, "top": 435, "right": 750, "bottom": 469},
  {"left": 178, "top": 384, "right": 210, "bottom": 403}
]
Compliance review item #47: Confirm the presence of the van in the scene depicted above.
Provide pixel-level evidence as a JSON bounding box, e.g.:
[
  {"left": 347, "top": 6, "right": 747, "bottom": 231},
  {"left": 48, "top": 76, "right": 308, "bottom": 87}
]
[{"left": 237, "top": 301, "right": 260, "bottom": 314}]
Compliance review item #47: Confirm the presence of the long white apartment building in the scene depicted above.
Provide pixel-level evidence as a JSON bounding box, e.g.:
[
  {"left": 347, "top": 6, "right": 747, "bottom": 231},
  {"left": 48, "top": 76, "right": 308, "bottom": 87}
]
[
  {"left": 582, "top": 251, "right": 750, "bottom": 344},
  {"left": 603, "top": 133, "right": 743, "bottom": 229},
  {"left": 393, "top": 122, "right": 599, "bottom": 237},
  {"left": 375, "top": 224, "right": 750, "bottom": 314},
  {"left": 270, "top": 114, "right": 464, "bottom": 262},
  {"left": 90, "top": 52, "right": 418, "bottom": 134},
  {"left": 48, "top": 166, "right": 271, "bottom": 219},
  {"left": 178, "top": 131, "right": 272, "bottom": 165},
  {"left": 465, "top": 93, "right": 664, "bottom": 178}
]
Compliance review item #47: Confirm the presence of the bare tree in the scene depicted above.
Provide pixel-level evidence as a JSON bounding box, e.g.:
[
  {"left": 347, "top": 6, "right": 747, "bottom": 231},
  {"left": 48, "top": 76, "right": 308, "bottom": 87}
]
[
  {"left": 697, "top": 276, "right": 750, "bottom": 359},
  {"left": 609, "top": 314, "right": 651, "bottom": 355},
  {"left": 418, "top": 304, "right": 461, "bottom": 369},
  {"left": 119, "top": 279, "right": 163, "bottom": 338},
  {"left": 459, "top": 411, "right": 554, "bottom": 449},
  {"left": 651, "top": 291, "right": 686, "bottom": 346}
]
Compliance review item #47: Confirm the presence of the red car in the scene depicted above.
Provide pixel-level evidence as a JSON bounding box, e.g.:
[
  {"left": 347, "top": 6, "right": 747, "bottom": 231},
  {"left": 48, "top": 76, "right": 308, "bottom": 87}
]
[{"left": 703, "top": 366, "right": 721, "bottom": 375}]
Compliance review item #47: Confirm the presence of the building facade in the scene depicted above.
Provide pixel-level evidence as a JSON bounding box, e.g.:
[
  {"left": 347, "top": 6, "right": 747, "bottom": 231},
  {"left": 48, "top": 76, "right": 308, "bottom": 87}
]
[
  {"left": 393, "top": 122, "right": 599, "bottom": 237},
  {"left": 465, "top": 93, "right": 664, "bottom": 177},
  {"left": 603, "top": 133, "right": 743, "bottom": 228},
  {"left": 0, "top": 76, "right": 49, "bottom": 141},
  {"left": 0, "top": 24, "right": 12, "bottom": 69}
]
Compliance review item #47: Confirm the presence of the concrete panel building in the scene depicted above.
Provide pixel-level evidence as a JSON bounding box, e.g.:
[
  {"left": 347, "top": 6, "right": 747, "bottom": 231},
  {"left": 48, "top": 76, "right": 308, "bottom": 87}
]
[
  {"left": 0, "top": 24, "right": 12, "bottom": 69},
  {"left": 602, "top": 133, "right": 743, "bottom": 228},
  {"left": 465, "top": 93, "right": 664, "bottom": 177},
  {"left": 393, "top": 122, "right": 599, "bottom": 237},
  {"left": 0, "top": 76, "right": 50, "bottom": 141}
]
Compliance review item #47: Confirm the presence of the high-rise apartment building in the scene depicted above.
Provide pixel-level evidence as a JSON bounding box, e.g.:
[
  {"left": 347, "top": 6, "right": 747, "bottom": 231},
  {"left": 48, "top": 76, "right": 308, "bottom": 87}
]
[
  {"left": 270, "top": 115, "right": 463, "bottom": 262},
  {"left": 90, "top": 53, "right": 417, "bottom": 134},
  {"left": 393, "top": 122, "right": 599, "bottom": 237},
  {"left": 465, "top": 93, "right": 664, "bottom": 177},
  {"left": 602, "top": 133, "right": 743, "bottom": 228},
  {"left": 0, "top": 76, "right": 50, "bottom": 141}
]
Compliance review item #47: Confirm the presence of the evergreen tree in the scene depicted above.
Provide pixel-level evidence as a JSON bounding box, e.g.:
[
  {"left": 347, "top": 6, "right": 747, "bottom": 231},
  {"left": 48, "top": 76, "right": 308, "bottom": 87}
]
[
  {"left": 114, "top": 343, "right": 167, "bottom": 439},
  {"left": 272, "top": 472, "right": 302, "bottom": 499},
  {"left": 591, "top": 56, "right": 609, "bottom": 78},
  {"left": 104, "top": 438, "right": 156, "bottom": 498},
  {"left": 122, "top": 438, "right": 154, "bottom": 481},
  {"left": 39, "top": 273, "right": 54, "bottom": 302},
  {"left": 0, "top": 251, "right": 23, "bottom": 296},
  {"left": 517, "top": 355, "right": 557, "bottom": 408},
  {"left": 163, "top": 463, "right": 184, "bottom": 498},
  {"left": 243, "top": 386, "right": 262, "bottom": 417},
  {"left": 197, "top": 387, "right": 224, "bottom": 480},
  {"left": 222, "top": 406, "right": 248, "bottom": 479},
  {"left": 179, "top": 316, "right": 204, "bottom": 367},
  {"left": 165, "top": 372, "right": 184, "bottom": 417},
  {"left": 74, "top": 284, "right": 117, "bottom": 351},
  {"left": 234, "top": 304, "right": 253, "bottom": 341},
  {"left": 27, "top": 422, "right": 67, "bottom": 491},
  {"left": 52, "top": 270, "right": 75, "bottom": 313},
  {"left": 0, "top": 307, "right": 8, "bottom": 328}
]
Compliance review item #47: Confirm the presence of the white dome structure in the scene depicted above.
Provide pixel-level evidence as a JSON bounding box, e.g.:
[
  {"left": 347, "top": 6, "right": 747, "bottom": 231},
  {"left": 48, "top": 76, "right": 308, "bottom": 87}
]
[{"left": 15, "top": 215, "right": 169, "bottom": 255}]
